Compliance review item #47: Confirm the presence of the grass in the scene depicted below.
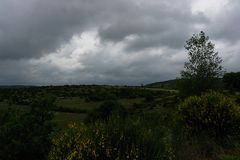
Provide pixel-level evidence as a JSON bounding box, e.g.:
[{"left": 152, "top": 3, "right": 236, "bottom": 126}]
[
  {"left": 52, "top": 112, "right": 86, "bottom": 129},
  {"left": 0, "top": 101, "right": 29, "bottom": 111},
  {"left": 0, "top": 100, "right": 86, "bottom": 129},
  {"left": 55, "top": 97, "right": 100, "bottom": 111},
  {"left": 53, "top": 97, "right": 164, "bottom": 128},
  {"left": 0, "top": 98, "right": 144, "bottom": 129},
  {"left": 0, "top": 91, "right": 176, "bottom": 129},
  {"left": 118, "top": 98, "right": 144, "bottom": 108},
  {"left": 144, "top": 87, "right": 178, "bottom": 93},
  {"left": 56, "top": 97, "right": 145, "bottom": 110}
]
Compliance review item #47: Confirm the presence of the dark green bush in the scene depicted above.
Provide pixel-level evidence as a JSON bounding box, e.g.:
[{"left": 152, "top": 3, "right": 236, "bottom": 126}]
[
  {"left": 235, "top": 96, "right": 240, "bottom": 104},
  {"left": 84, "top": 100, "right": 128, "bottom": 123},
  {"left": 0, "top": 95, "right": 55, "bottom": 160},
  {"left": 223, "top": 72, "right": 240, "bottom": 91},
  {"left": 52, "top": 106, "right": 87, "bottom": 114},
  {"left": 179, "top": 91, "right": 240, "bottom": 140}
]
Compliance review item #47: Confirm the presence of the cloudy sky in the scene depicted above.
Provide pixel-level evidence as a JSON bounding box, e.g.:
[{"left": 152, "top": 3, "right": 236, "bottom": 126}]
[{"left": 0, "top": 0, "right": 239, "bottom": 85}]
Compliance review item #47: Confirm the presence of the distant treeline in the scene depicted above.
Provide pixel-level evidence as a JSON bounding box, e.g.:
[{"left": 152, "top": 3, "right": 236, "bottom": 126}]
[
  {"left": 0, "top": 85, "right": 171, "bottom": 105},
  {"left": 146, "top": 72, "right": 240, "bottom": 92}
]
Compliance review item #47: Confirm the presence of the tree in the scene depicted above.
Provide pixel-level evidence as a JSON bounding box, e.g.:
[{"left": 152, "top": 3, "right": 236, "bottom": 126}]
[{"left": 179, "top": 31, "right": 224, "bottom": 96}]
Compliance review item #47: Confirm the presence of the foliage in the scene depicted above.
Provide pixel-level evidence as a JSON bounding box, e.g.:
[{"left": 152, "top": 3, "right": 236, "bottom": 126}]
[
  {"left": 179, "top": 91, "right": 240, "bottom": 140},
  {"left": 180, "top": 31, "right": 224, "bottom": 96},
  {"left": 223, "top": 72, "right": 240, "bottom": 91},
  {"left": 49, "top": 115, "right": 175, "bottom": 160},
  {"left": 236, "top": 96, "right": 240, "bottom": 104},
  {"left": 0, "top": 95, "right": 55, "bottom": 160},
  {"left": 84, "top": 100, "right": 128, "bottom": 123},
  {"left": 52, "top": 106, "right": 87, "bottom": 114},
  {"left": 0, "top": 85, "right": 168, "bottom": 106}
]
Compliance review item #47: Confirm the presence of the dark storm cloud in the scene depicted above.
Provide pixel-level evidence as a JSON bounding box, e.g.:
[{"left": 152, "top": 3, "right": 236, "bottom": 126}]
[
  {"left": 0, "top": 0, "right": 112, "bottom": 59},
  {"left": 98, "top": 0, "right": 208, "bottom": 51},
  {"left": 0, "top": 0, "right": 206, "bottom": 59}
]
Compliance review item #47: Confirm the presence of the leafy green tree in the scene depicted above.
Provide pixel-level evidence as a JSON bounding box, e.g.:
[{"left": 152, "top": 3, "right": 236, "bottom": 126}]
[{"left": 180, "top": 31, "right": 224, "bottom": 96}]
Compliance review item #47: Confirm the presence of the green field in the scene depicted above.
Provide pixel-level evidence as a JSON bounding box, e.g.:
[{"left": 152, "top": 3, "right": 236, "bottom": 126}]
[
  {"left": 0, "top": 86, "right": 174, "bottom": 128},
  {"left": 53, "top": 97, "right": 146, "bottom": 128}
]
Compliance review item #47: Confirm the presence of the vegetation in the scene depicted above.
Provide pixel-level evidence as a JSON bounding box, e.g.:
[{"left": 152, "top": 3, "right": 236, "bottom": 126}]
[
  {"left": 223, "top": 72, "right": 240, "bottom": 91},
  {"left": 0, "top": 96, "right": 54, "bottom": 160},
  {"left": 84, "top": 100, "right": 128, "bottom": 123},
  {"left": 180, "top": 31, "right": 224, "bottom": 96},
  {"left": 179, "top": 91, "right": 240, "bottom": 140},
  {"left": 49, "top": 115, "right": 174, "bottom": 160}
]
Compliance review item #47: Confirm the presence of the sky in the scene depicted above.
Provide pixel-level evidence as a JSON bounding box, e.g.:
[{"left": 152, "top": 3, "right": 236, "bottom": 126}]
[{"left": 0, "top": 0, "right": 239, "bottom": 85}]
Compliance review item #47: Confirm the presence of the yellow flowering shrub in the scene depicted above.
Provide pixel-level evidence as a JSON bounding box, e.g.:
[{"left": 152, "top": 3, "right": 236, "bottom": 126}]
[
  {"left": 49, "top": 116, "right": 175, "bottom": 160},
  {"left": 179, "top": 91, "right": 240, "bottom": 139}
]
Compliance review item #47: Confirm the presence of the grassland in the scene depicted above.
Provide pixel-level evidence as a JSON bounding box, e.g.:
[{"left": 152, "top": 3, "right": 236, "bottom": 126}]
[{"left": 0, "top": 85, "right": 175, "bottom": 128}]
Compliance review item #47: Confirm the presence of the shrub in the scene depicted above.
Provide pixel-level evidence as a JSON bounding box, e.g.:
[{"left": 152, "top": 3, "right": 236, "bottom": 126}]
[
  {"left": 49, "top": 115, "right": 175, "bottom": 160},
  {"left": 0, "top": 95, "right": 54, "bottom": 160},
  {"left": 223, "top": 72, "right": 240, "bottom": 91},
  {"left": 52, "top": 106, "right": 87, "bottom": 114},
  {"left": 179, "top": 91, "right": 240, "bottom": 140},
  {"left": 235, "top": 96, "right": 240, "bottom": 104},
  {"left": 84, "top": 100, "right": 127, "bottom": 123}
]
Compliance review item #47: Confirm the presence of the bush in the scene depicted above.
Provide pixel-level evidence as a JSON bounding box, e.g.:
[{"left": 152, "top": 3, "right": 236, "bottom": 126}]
[
  {"left": 179, "top": 91, "right": 240, "bottom": 140},
  {"left": 235, "top": 96, "right": 240, "bottom": 104},
  {"left": 52, "top": 106, "right": 87, "bottom": 114},
  {"left": 0, "top": 95, "right": 54, "bottom": 160},
  {"left": 49, "top": 115, "right": 175, "bottom": 160},
  {"left": 223, "top": 72, "right": 240, "bottom": 91},
  {"left": 84, "top": 100, "right": 127, "bottom": 123}
]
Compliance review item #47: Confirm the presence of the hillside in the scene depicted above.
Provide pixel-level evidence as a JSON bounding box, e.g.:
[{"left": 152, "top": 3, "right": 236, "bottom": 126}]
[{"left": 145, "top": 79, "right": 179, "bottom": 89}]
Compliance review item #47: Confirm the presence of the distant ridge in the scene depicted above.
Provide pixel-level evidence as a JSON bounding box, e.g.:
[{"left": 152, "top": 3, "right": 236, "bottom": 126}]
[
  {"left": 0, "top": 85, "right": 36, "bottom": 89},
  {"left": 145, "top": 79, "right": 179, "bottom": 89}
]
